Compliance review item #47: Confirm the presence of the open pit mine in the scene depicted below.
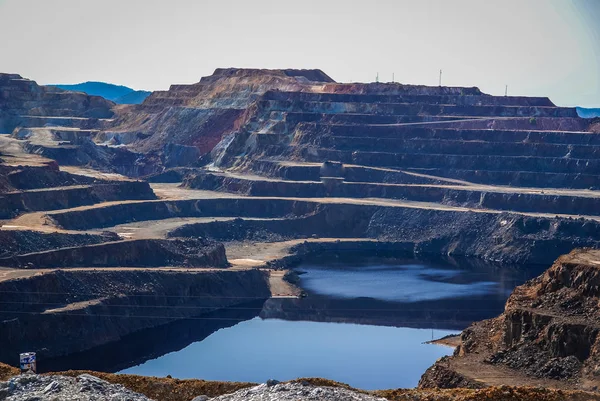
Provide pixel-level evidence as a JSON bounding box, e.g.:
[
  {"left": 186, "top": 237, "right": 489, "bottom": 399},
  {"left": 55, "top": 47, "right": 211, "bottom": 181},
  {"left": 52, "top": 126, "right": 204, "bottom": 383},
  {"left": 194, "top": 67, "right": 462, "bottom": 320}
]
[{"left": 1, "top": 68, "right": 600, "bottom": 400}]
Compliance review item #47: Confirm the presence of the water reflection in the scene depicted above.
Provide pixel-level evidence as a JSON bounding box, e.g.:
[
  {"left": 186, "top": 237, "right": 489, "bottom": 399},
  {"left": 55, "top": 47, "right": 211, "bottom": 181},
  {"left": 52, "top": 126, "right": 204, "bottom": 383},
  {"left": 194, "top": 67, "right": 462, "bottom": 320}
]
[
  {"left": 41, "top": 301, "right": 265, "bottom": 373},
  {"left": 120, "top": 317, "right": 457, "bottom": 389},
  {"left": 40, "top": 255, "right": 546, "bottom": 386},
  {"left": 298, "top": 263, "right": 499, "bottom": 302},
  {"left": 266, "top": 256, "right": 545, "bottom": 330}
]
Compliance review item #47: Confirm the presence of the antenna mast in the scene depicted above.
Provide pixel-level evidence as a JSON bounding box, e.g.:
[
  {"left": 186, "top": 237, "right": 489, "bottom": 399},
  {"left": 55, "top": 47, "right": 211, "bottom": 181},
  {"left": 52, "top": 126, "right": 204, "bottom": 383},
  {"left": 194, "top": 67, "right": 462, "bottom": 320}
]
[
  {"left": 392, "top": 73, "right": 395, "bottom": 83},
  {"left": 376, "top": 72, "right": 379, "bottom": 83},
  {"left": 505, "top": 84, "right": 508, "bottom": 97},
  {"left": 439, "top": 69, "right": 442, "bottom": 87}
]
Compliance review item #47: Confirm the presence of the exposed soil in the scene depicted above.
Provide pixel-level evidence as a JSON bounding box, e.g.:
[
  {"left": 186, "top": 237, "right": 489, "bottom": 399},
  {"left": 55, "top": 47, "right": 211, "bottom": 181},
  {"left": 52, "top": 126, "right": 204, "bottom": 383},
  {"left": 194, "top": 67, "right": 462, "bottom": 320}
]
[
  {"left": 48, "top": 370, "right": 255, "bottom": 401},
  {"left": 420, "top": 249, "right": 600, "bottom": 391},
  {"left": 0, "top": 364, "right": 19, "bottom": 381}
]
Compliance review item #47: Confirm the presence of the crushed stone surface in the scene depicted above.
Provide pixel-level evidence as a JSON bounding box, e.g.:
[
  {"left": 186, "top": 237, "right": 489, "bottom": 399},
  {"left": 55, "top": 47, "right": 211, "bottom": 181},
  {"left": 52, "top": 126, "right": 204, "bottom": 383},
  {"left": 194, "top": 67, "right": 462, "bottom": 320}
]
[
  {"left": 0, "top": 373, "right": 153, "bottom": 400},
  {"left": 209, "top": 381, "right": 387, "bottom": 401}
]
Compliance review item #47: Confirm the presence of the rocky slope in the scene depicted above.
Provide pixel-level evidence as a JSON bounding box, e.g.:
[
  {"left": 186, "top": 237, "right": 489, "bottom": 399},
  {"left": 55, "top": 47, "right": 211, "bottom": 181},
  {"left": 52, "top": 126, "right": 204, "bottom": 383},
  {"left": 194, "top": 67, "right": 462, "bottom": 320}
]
[
  {"left": 1, "top": 371, "right": 600, "bottom": 401},
  {"left": 105, "top": 68, "right": 335, "bottom": 167},
  {"left": 420, "top": 248, "right": 600, "bottom": 391},
  {"left": 0, "top": 74, "right": 114, "bottom": 134},
  {"left": 209, "top": 381, "right": 387, "bottom": 401},
  {"left": 0, "top": 269, "right": 270, "bottom": 363},
  {"left": 0, "top": 237, "right": 227, "bottom": 268},
  {"left": 0, "top": 73, "right": 158, "bottom": 175},
  {"left": 1, "top": 373, "right": 152, "bottom": 401}
]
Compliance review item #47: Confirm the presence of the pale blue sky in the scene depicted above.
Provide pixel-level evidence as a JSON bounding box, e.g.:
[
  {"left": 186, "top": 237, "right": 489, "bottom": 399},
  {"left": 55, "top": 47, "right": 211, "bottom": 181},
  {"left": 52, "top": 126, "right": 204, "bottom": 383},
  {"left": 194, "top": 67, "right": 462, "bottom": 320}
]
[{"left": 0, "top": 0, "right": 598, "bottom": 107}]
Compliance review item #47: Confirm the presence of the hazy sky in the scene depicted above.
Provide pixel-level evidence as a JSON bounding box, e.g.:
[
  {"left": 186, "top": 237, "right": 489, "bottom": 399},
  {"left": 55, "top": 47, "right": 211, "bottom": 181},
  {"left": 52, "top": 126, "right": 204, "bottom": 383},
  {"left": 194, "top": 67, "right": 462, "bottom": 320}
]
[{"left": 0, "top": 0, "right": 599, "bottom": 107}]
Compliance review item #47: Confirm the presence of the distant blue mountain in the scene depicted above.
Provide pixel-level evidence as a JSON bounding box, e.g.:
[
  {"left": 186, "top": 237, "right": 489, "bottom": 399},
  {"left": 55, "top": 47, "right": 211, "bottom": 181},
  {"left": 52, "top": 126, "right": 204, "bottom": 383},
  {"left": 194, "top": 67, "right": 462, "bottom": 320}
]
[
  {"left": 577, "top": 107, "right": 600, "bottom": 119},
  {"left": 50, "top": 81, "right": 151, "bottom": 104}
]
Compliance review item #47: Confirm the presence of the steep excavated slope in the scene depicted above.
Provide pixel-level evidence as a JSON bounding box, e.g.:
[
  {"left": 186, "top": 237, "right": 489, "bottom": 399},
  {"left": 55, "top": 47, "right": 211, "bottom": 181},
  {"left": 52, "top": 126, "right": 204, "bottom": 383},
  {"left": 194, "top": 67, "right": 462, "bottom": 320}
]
[
  {"left": 0, "top": 73, "right": 114, "bottom": 133},
  {"left": 4, "top": 68, "right": 598, "bottom": 268},
  {"left": 0, "top": 237, "right": 227, "bottom": 268},
  {"left": 420, "top": 248, "right": 600, "bottom": 391},
  {"left": 0, "top": 69, "right": 336, "bottom": 175},
  {"left": 160, "top": 71, "right": 600, "bottom": 265},
  {"left": 0, "top": 73, "right": 161, "bottom": 176},
  {"left": 106, "top": 68, "right": 335, "bottom": 158},
  {"left": 0, "top": 230, "right": 117, "bottom": 258},
  {"left": 0, "top": 139, "right": 272, "bottom": 373},
  {"left": 0, "top": 268, "right": 270, "bottom": 362}
]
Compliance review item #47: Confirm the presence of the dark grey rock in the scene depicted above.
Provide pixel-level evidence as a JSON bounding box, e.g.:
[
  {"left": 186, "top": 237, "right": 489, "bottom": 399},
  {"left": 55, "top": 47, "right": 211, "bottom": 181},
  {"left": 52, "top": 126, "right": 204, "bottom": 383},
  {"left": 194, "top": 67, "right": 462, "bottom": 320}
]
[{"left": 42, "top": 381, "right": 60, "bottom": 394}]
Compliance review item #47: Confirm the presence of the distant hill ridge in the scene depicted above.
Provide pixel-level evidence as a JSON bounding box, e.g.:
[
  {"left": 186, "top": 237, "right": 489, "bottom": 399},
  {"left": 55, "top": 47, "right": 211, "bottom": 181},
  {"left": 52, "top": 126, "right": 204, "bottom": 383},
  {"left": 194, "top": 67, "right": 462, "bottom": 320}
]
[
  {"left": 50, "top": 81, "right": 151, "bottom": 104},
  {"left": 577, "top": 106, "right": 600, "bottom": 119}
]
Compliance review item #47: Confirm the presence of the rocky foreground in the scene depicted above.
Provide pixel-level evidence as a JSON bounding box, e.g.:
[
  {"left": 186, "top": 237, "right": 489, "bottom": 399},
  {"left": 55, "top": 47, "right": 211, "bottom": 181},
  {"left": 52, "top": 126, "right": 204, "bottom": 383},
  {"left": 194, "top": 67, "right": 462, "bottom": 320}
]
[
  {"left": 0, "top": 373, "right": 151, "bottom": 401},
  {"left": 1, "top": 373, "right": 600, "bottom": 401},
  {"left": 2, "top": 248, "right": 600, "bottom": 400},
  {"left": 209, "top": 381, "right": 386, "bottom": 401}
]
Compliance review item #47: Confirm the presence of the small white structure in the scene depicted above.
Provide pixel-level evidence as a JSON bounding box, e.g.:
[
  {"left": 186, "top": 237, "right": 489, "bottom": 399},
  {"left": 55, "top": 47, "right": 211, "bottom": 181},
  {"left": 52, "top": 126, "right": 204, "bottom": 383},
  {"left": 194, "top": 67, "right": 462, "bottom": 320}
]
[{"left": 20, "top": 352, "right": 36, "bottom": 374}]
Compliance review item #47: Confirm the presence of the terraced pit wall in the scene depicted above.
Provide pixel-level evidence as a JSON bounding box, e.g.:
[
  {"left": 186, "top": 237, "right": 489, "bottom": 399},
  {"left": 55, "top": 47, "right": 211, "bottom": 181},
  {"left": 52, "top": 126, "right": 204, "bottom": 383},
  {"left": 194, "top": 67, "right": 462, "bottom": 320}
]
[
  {"left": 0, "top": 230, "right": 118, "bottom": 258},
  {"left": 244, "top": 159, "right": 600, "bottom": 190},
  {"left": 46, "top": 197, "right": 600, "bottom": 265},
  {"left": 0, "top": 181, "right": 155, "bottom": 219},
  {"left": 0, "top": 269, "right": 270, "bottom": 364},
  {"left": 0, "top": 238, "right": 228, "bottom": 269},
  {"left": 183, "top": 173, "right": 600, "bottom": 216}
]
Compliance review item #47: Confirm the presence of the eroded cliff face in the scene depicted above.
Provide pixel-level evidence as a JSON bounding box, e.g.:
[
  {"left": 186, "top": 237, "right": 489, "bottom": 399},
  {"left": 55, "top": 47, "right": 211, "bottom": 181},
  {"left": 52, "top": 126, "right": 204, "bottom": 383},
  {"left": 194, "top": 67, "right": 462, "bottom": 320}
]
[{"left": 420, "top": 248, "right": 600, "bottom": 391}]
